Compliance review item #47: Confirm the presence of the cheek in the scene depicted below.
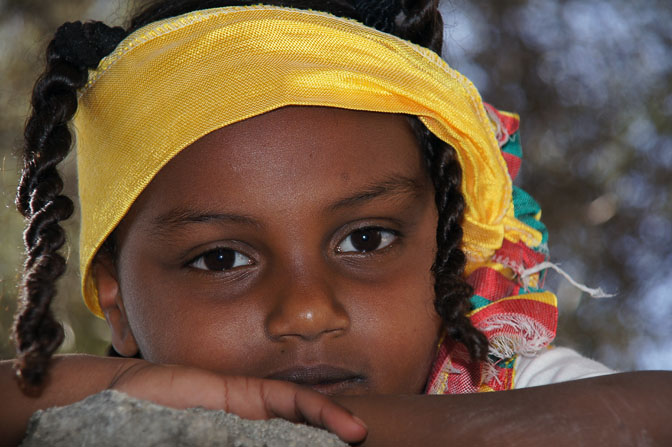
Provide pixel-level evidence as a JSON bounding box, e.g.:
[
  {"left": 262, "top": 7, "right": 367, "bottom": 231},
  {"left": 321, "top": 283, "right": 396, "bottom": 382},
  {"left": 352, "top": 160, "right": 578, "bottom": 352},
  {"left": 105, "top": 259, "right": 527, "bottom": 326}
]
[
  {"left": 380, "top": 225, "right": 441, "bottom": 391},
  {"left": 348, "top": 254, "right": 441, "bottom": 393},
  {"left": 116, "top": 258, "right": 264, "bottom": 370}
]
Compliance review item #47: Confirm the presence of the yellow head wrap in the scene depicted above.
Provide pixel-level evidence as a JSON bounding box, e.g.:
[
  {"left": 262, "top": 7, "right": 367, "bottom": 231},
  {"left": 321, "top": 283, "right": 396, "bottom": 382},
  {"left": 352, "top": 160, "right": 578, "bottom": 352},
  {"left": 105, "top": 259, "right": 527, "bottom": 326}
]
[{"left": 75, "top": 5, "right": 542, "bottom": 317}]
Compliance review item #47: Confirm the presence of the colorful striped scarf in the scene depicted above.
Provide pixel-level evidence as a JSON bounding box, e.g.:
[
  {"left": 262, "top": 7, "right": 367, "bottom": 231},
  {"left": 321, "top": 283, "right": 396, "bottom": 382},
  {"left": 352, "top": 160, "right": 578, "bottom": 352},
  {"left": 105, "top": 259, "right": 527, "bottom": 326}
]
[{"left": 427, "top": 105, "right": 558, "bottom": 393}]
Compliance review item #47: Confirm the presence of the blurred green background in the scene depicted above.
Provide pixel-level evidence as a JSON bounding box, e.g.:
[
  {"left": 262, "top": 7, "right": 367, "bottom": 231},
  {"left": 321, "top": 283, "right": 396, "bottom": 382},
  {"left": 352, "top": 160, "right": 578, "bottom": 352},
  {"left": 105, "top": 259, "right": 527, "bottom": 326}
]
[{"left": 1, "top": 0, "right": 671, "bottom": 369}]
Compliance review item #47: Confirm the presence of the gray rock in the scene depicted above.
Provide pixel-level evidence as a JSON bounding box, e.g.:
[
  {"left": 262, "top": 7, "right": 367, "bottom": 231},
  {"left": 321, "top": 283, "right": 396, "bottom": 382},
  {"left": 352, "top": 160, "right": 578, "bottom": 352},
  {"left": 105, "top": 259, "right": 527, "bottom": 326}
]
[{"left": 20, "top": 390, "right": 348, "bottom": 447}]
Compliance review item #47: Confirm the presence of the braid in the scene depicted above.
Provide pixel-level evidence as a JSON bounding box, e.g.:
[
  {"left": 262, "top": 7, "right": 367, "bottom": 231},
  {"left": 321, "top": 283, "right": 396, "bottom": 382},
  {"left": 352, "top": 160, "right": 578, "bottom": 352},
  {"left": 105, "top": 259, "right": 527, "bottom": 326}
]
[
  {"left": 409, "top": 119, "right": 489, "bottom": 362},
  {"left": 396, "top": 0, "right": 443, "bottom": 54},
  {"left": 353, "top": 0, "right": 400, "bottom": 35},
  {"left": 354, "top": 0, "right": 443, "bottom": 54},
  {"left": 14, "top": 21, "right": 127, "bottom": 389},
  {"left": 393, "top": 0, "right": 487, "bottom": 360}
]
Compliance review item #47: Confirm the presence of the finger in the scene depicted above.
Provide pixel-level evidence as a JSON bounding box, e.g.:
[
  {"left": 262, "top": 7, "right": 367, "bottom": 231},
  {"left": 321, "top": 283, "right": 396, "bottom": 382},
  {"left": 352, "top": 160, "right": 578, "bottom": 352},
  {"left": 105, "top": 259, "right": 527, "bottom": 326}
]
[
  {"left": 297, "top": 389, "right": 368, "bottom": 444},
  {"left": 261, "top": 380, "right": 368, "bottom": 443}
]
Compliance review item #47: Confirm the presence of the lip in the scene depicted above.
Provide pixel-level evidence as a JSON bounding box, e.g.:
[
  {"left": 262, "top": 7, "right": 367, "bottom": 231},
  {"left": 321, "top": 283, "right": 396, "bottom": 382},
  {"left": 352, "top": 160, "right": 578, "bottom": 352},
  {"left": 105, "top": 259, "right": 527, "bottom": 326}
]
[{"left": 266, "top": 365, "right": 367, "bottom": 395}]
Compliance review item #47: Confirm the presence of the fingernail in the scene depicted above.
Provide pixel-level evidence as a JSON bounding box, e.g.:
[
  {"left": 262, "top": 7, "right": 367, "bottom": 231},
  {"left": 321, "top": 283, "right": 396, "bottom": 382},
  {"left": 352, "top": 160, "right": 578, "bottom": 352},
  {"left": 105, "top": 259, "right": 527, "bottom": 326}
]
[{"left": 351, "top": 414, "right": 367, "bottom": 429}]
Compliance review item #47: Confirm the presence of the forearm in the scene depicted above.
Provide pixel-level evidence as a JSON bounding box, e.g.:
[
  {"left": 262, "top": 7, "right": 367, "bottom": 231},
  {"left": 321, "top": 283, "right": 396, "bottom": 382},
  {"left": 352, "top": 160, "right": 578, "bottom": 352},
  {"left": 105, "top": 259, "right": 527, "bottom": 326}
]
[
  {"left": 336, "top": 371, "right": 672, "bottom": 446},
  {"left": 0, "top": 355, "right": 141, "bottom": 446},
  {"left": 1, "top": 355, "right": 368, "bottom": 446}
]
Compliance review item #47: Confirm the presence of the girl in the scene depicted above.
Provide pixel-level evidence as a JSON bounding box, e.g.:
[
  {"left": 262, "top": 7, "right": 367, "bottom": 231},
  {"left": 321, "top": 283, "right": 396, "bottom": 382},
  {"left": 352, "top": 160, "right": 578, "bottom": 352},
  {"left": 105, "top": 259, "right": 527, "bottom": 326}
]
[{"left": 2, "top": 0, "right": 670, "bottom": 445}]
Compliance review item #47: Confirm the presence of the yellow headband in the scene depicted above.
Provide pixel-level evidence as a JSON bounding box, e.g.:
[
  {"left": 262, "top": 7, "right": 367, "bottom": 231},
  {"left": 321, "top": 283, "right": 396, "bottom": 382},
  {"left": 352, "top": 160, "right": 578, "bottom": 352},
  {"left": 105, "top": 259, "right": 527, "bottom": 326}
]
[{"left": 75, "top": 5, "right": 540, "bottom": 318}]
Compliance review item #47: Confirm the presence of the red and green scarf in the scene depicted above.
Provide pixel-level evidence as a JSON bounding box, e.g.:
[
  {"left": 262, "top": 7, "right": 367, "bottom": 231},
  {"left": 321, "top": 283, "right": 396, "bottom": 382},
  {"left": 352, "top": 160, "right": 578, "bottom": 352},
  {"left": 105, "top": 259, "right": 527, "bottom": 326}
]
[{"left": 426, "top": 105, "right": 558, "bottom": 394}]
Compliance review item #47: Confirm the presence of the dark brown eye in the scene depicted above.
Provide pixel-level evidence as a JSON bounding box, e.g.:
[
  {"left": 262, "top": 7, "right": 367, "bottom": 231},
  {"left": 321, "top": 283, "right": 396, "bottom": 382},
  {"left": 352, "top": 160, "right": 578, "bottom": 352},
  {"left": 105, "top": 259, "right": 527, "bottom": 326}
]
[
  {"left": 190, "top": 248, "right": 252, "bottom": 271},
  {"left": 337, "top": 228, "right": 397, "bottom": 253}
]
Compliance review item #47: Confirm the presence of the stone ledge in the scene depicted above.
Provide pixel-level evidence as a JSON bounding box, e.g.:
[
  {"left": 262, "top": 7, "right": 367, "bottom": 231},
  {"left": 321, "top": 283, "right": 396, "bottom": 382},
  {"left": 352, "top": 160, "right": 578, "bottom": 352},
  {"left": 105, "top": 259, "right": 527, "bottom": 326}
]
[{"left": 21, "top": 390, "right": 347, "bottom": 447}]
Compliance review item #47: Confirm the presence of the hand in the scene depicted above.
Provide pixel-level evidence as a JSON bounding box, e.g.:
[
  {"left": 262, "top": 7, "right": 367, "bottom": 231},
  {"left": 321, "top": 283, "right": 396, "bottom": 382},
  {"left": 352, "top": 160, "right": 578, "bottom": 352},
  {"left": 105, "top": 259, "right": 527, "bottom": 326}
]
[{"left": 109, "top": 360, "right": 368, "bottom": 444}]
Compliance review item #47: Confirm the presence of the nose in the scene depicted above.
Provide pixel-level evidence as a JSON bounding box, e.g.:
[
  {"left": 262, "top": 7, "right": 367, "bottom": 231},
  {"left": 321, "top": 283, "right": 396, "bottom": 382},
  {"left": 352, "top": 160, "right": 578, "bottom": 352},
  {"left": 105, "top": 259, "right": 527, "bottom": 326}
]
[{"left": 265, "top": 270, "right": 350, "bottom": 341}]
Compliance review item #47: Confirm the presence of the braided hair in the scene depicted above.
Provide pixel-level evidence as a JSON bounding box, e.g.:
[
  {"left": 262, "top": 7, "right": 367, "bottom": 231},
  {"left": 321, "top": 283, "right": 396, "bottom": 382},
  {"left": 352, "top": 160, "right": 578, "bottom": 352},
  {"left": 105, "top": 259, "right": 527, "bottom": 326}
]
[
  {"left": 14, "top": 21, "right": 126, "bottom": 389},
  {"left": 14, "top": 0, "right": 488, "bottom": 388}
]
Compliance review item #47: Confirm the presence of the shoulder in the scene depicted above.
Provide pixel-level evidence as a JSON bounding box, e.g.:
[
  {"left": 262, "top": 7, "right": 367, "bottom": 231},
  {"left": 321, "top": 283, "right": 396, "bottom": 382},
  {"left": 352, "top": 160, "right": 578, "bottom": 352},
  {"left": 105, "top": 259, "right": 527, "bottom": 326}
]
[{"left": 513, "top": 346, "right": 616, "bottom": 388}]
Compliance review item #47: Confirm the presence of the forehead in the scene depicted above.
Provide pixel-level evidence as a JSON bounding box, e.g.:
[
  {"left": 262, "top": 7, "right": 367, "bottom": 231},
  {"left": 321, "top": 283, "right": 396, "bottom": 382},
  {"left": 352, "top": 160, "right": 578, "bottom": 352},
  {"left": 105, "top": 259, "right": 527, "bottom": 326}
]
[{"left": 127, "top": 106, "right": 428, "bottom": 220}]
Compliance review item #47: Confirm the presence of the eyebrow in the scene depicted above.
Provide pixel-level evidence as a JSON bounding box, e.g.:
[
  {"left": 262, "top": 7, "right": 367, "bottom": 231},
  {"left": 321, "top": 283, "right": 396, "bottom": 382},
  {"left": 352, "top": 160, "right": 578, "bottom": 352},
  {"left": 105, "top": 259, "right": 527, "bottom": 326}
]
[
  {"left": 328, "top": 174, "right": 426, "bottom": 212},
  {"left": 149, "top": 208, "right": 264, "bottom": 236},
  {"left": 147, "top": 174, "right": 424, "bottom": 236}
]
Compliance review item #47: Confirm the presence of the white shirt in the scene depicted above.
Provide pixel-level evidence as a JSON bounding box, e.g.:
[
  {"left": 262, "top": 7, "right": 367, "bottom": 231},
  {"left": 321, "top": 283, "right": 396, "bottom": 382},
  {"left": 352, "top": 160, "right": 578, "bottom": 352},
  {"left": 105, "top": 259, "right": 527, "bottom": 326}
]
[{"left": 514, "top": 347, "right": 616, "bottom": 388}]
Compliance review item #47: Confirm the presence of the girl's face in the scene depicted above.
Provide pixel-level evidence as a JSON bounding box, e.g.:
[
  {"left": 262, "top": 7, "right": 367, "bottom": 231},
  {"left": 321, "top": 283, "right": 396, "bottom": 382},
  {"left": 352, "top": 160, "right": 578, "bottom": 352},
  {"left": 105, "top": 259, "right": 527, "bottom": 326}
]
[{"left": 96, "top": 106, "right": 442, "bottom": 395}]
